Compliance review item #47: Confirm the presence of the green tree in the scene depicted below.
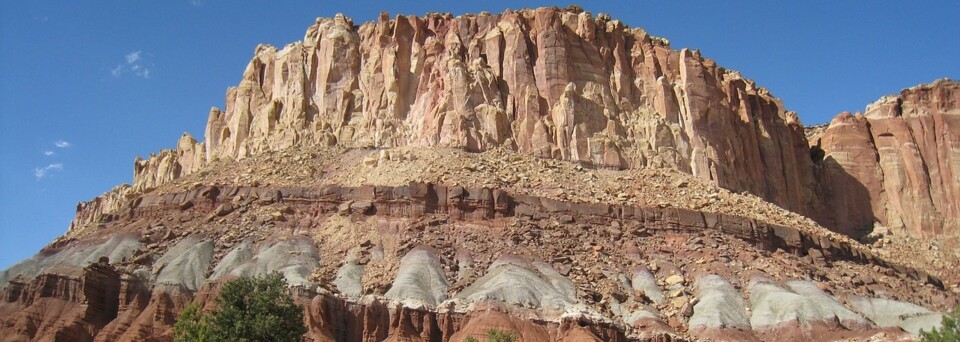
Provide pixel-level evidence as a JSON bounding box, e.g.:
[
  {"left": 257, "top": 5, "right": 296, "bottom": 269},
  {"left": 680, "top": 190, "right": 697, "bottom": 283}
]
[
  {"left": 174, "top": 273, "right": 307, "bottom": 342},
  {"left": 462, "top": 329, "right": 518, "bottom": 342},
  {"left": 173, "top": 302, "right": 210, "bottom": 342},
  {"left": 486, "top": 329, "right": 518, "bottom": 342},
  {"left": 921, "top": 306, "right": 959, "bottom": 342}
]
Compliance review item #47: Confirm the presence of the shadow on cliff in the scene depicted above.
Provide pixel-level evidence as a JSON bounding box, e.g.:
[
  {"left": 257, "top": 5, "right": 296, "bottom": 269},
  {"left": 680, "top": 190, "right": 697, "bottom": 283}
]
[{"left": 811, "top": 152, "right": 875, "bottom": 240}]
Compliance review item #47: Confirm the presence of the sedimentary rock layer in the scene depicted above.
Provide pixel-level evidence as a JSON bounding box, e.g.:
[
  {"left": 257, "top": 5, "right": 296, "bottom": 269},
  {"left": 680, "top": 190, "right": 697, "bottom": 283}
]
[
  {"left": 67, "top": 182, "right": 943, "bottom": 285},
  {"left": 811, "top": 79, "right": 960, "bottom": 240},
  {"left": 5, "top": 6, "right": 958, "bottom": 342},
  {"left": 124, "top": 8, "right": 960, "bottom": 243},
  {"left": 2, "top": 182, "right": 952, "bottom": 341},
  {"left": 131, "top": 7, "right": 818, "bottom": 223},
  {"left": 124, "top": 6, "right": 960, "bottom": 244}
]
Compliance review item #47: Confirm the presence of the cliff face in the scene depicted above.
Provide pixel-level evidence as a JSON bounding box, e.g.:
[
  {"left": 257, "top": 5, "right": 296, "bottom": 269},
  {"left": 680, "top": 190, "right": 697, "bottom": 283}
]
[
  {"left": 132, "top": 7, "right": 817, "bottom": 218},
  {"left": 0, "top": 263, "right": 122, "bottom": 341},
  {"left": 811, "top": 79, "right": 960, "bottom": 240},
  {"left": 4, "top": 182, "right": 954, "bottom": 341},
  {"left": 124, "top": 9, "right": 960, "bottom": 245},
  {"left": 9, "top": 6, "right": 959, "bottom": 342}
]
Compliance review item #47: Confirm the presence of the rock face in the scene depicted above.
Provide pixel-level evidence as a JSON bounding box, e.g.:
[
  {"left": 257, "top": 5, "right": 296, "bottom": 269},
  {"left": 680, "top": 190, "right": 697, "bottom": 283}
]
[
  {"left": 6, "top": 181, "right": 952, "bottom": 341},
  {"left": 119, "top": 5, "right": 960, "bottom": 246},
  {"left": 454, "top": 255, "right": 578, "bottom": 317},
  {"left": 811, "top": 79, "right": 960, "bottom": 240},
  {"left": 116, "top": 7, "right": 960, "bottom": 247},
  {"left": 209, "top": 238, "right": 320, "bottom": 290},
  {"left": 688, "top": 274, "right": 754, "bottom": 341},
  {"left": 848, "top": 296, "right": 946, "bottom": 336},
  {"left": 129, "top": 7, "right": 818, "bottom": 221},
  {"left": 383, "top": 246, "right": 448, "bottom": 308},
  {"left": 5, "top": 6, "right": 959, "bottom": 342},
  {"left": 747, "top": 277, "right": 872, "bottom": 341},
  {"left": 0, "top": 264, "right": 122, "bottom": 341}
]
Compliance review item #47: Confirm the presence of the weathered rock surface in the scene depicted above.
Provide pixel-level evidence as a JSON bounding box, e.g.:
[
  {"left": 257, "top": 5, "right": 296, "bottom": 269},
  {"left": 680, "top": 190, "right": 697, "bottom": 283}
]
[
  {"left": 0, "top": 234, "right": 140, "bottom": 287},
  {"left": 2, "top": 181, "right": 955, "bottom": 341},
  {"left": 332, "top": 262, "right": 364, "bottom": 299},
  {"left": 62, "top": 181, "right": 945, "bottom": 283},
  {"left": 4, "top": 6, "right": 959, "bottom": 342},
  {"left": 454, "top": 256, "right": 578, "bottom": 318},
  {"left": 383, "top": 246, "right": 448, "bottom": 308},
  {"left": 811, "top": 79, "right": 960, "bottom": 242},
  {"left": 209, "top": 238, "right": 320, "bottom": 290},
  {"left": 62, "top": 5, "right": 959, "bottom": 253},
  {"left": 0, "top": 264, "right": 122, "bottom": 342},
  {"left": 152, "top": 236, "right": 213, "bottom": 292},
  {"left": 687, "top": 274, "right": 755, "bottom": 341},
  {"left": 113, "top": 4, "right": 960, "bottom": 251},
  {"left": 127, "top": 7, "right": 820, "bottom": 226},
  {"left": 208, "top": 240, "right": 253, "bottom": 280},
  {"left": 630, "top": 267, "right": 665, "bottom": 305},
  {"left": 133, "top": 134, "right": 205, "bottom": 192},
  {"left": 747, "top": 276, "right": 873, "bottom": 340},
  {"left": 848, "top": 296, "right": 947, "bottom": 336}
]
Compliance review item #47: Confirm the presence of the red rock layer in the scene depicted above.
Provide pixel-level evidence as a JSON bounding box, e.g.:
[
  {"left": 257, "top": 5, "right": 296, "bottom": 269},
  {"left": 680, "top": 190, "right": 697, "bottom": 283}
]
[
  {"left": 812, "top": 79, "right": 960, "bottom": 241},
  {"left": 76, "top": 182, "right": 948, "bottom": 287},
  {"left": 0, "top": 264, "right": 120, "bottom": 341},
  {"left": 128, "top": 7, "right": 818, "bottom": 223},
  {"left": 1, "top": 270, "right": 635, "bottom": 342},
  {"left": 93, "top": 8, "right": 960, "bottom": 246},
  {"left": 5, "top": 182, "right": 952, "bottom": 341}
]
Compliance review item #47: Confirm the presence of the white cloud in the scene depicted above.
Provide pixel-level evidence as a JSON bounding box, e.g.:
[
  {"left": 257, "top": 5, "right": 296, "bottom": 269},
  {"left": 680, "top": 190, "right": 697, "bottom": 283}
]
[
  {"left": 112, "top": 50, "right": 152, "bottom": 79},
  {"left": 34, "top": 163, "right": 63, "bottom": 180},
  {"left": 190, "top": 0, "right": 204, "bottom": 6},
  {"left": 54, "top": 140, "right": 71, "bottom": 148},
  {"left": 43, "top": 150, "right": 54, "bottom": 156},
  {"left": 125, "top": 51, "right": 141, "bottom": 64}
]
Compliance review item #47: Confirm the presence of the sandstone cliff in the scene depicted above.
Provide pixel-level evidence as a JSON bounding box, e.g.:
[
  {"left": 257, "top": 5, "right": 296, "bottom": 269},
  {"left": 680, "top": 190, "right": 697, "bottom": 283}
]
[
  {"left": 131, "top": 7, "right": 818, "bottom": 221},
  {"left": 5, "top": 7, "right": 959, "bottom": 342},
  {"left": 124, "top": 9, "right": 960, "bottom": 246},
  {"left": 811, "top": 79, "right": 960, "bottom": 241}
]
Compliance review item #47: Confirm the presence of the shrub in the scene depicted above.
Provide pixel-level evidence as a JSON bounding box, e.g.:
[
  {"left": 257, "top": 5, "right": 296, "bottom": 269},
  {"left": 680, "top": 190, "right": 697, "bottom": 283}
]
[
  {"left": 487, "top": 328, "right": 518, "bottom": 342},
  {"left": 921, "top": 306, "right": 959, "bottom": 342},
  {"left": 174, "top": 273, "right": 306, "bottom": 342},
  {"left": 463, "top": 329, "right": 518, "bottom": 342},
  {"left": 173, "top": 302, "right": 209, "bottom": 342}
]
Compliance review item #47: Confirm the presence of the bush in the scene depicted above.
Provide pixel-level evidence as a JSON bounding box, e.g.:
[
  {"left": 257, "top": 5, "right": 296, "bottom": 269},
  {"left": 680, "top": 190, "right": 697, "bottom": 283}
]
[
  {"left": 174, "top": 273, "right": 307, "bottom": 342},
  {"left": 487, "top": 329, "right": 518, "bottom": 342},
  {"left": 173, "top": 302, "right": 209, "bottom": 342},
  {"left": 463, "top": 329, "right": 518, "bottom": 342},
  {"left": 921, "top": 306, "right": 959, "bottom": 342}
]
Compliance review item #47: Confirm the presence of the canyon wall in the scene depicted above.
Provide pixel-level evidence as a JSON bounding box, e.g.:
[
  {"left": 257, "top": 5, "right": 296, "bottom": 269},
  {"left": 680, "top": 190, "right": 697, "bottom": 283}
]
[
  {"left": 131, "top": 7, "right": 818, "bottom": 219},
  {"left": 125, "top": 8, "right": 957, "bottom": 243},
  {"left": 5, "top": 182, "right": 951, "bottom": 341},
  {"left": 811, "top": 79, "right": 959, "bottom": 240},
  {"left": 5, "top": 7, "right": 959, "bottom": 342}
]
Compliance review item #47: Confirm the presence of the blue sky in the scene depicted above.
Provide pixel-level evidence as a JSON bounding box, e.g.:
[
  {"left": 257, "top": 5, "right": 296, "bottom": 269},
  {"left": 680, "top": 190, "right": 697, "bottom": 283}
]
[{"left": 1, "top": 1, "right": 958, "bottom": 269}]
